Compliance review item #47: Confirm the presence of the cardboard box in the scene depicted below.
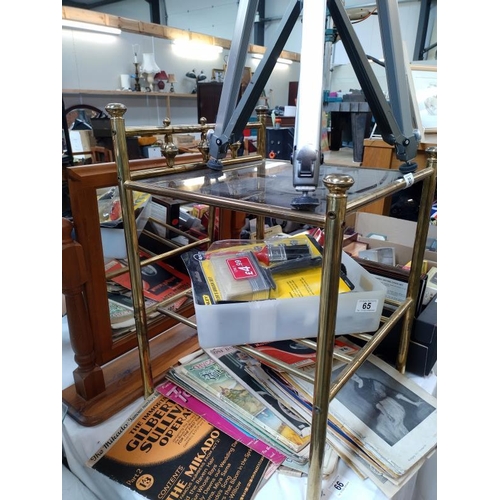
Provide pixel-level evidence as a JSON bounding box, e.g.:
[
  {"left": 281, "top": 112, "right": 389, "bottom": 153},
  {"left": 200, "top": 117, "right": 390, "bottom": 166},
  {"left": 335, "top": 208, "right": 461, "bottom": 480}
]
[
  {"left": 343, "top": 213, "right": 437, "bottom": 375},
  {"left": 173, "top": 134, "right": 198, "bottom": 150},
  {"left": 189, "top": 250, "right": 387, "bottom": 348},
  {"left": 347, "top": 212, "right": 437, "bottom": 267},
  {"left": 141, "top": 146, "right": 162, "bottom": 158},
  {"left": 345, "top": 213, "right": 436, "bottom": 312}
]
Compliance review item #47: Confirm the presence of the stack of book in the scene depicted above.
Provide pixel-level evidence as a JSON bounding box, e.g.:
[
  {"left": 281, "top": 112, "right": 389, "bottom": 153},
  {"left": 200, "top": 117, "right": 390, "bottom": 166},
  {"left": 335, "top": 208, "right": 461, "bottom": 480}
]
[{"left": 161, "top": 339, "right": 344, "bottom": 476}]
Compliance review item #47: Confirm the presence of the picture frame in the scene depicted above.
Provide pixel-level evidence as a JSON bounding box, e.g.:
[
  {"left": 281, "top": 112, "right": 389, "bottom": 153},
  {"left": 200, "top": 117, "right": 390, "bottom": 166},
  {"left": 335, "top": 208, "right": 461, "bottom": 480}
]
[
  {"left": 212, "top": 68, "right": 225, "bottom": 82},
  {"left": 409, "top": 64, "right": 437, "bottom": 134}
]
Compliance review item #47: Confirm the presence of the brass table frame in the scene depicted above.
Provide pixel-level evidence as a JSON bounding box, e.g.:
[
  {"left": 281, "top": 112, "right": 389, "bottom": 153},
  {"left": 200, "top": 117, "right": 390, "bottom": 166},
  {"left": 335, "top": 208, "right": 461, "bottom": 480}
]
[{"left": 107, "top": 102, "right": 437, "bottom": 500}]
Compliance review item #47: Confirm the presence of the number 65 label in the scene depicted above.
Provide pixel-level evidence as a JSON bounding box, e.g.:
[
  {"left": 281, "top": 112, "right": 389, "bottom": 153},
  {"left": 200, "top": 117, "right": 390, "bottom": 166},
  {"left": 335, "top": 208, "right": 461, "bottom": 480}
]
[{"left": 355, "top": 299, "right": 378, "bottom": 313}]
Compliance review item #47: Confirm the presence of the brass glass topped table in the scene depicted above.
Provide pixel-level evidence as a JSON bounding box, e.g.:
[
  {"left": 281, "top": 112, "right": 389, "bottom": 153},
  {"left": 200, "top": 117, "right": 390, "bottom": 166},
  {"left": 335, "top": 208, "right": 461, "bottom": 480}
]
[
  {"left": 109, "top": 103, "right": 437, "bottom": 500},
  {"left": 127, "top": 159, "right": 421, "bottom": 226}
]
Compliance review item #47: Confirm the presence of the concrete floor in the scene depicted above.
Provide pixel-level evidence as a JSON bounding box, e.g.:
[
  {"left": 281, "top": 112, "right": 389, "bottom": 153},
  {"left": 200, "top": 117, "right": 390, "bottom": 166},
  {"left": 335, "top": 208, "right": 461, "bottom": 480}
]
[{"left": 323, "top": 146, "right": 361, "bottom": 167}]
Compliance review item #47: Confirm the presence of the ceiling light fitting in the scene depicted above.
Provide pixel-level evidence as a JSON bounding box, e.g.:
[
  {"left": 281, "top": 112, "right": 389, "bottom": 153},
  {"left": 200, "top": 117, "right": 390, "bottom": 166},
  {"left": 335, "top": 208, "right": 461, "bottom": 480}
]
[
  {"left": 251, "top": 53, "right": 293, "bottom": 65},
  {"left": 62, "top": 20, "right": 122, "bottom": 35},
  {"left": 172, "top": 39, "right": 223, "bottom": 61}
]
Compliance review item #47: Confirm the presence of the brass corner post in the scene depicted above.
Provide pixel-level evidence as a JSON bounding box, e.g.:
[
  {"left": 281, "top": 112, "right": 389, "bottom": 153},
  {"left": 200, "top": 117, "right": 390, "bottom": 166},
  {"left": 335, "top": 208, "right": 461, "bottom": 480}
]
[
  {"left": 106, "top": 102, "right": 154, "bottom": 399},
  {"left": 396, "top": 146, "right": 437, "bottom": 372},
  {"left": 307, "top": 174, "right": 354, "bottom": 500},
  {"left": 253, "top": 105, "right": 269, "bottom": 239},
  {"left": 425, "top": 146, "right": 437, "bottom": 169},
  {"left": 255, "top": 105, "right": 268, "bottom": 158}
]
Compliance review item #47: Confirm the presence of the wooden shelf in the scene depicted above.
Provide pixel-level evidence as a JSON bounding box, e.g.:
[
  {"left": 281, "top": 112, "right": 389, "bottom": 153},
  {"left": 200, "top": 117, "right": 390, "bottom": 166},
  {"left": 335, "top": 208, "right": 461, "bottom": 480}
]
[
  {"left": 63, "top": 89, "right": 196, "bottom": 99},
  {"left": 63, "top": 89, "right": 196, "bottom": 119}
]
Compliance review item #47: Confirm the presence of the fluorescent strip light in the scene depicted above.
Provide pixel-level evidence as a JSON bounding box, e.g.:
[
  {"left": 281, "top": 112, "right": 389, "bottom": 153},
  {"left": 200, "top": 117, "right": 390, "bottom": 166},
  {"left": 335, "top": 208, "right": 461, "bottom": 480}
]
[
  {"left": 172, "top": 39, "right": 223, "bottom": 61},
  {"left": 62, "top": 20, "right": 121, "bottom": 35},
  {"left": 252, "top": 53, "right": 292, "bottom": 65}
]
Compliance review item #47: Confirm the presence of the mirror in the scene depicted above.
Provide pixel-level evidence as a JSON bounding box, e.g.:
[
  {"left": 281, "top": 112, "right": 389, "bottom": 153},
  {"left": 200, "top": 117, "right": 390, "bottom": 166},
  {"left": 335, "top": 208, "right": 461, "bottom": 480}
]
[{"left": 64, "top": 103, "right": 108, "bottom": 164}]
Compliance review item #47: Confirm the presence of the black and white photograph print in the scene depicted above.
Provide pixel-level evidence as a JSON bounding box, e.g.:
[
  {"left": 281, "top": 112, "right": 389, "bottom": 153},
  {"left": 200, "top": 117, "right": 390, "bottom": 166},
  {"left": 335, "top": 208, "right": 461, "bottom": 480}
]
[{"left": 332, "top": 361, "right": 435, "bottom": 446}]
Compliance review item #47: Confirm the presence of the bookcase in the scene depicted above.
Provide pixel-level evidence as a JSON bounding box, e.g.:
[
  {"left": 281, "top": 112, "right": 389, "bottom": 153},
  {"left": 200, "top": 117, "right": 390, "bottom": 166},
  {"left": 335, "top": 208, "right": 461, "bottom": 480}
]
[
  {"left": 196, "top": 82, "right": 224, "bottom": 123},
  {"left": 88, "top": 102, "right": 437, "bottom": 499}
]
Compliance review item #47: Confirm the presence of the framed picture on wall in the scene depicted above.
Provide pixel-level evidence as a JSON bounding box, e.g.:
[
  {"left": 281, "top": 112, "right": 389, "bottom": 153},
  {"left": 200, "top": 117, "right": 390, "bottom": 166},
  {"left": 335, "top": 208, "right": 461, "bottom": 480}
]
[
  {"left": 409, "top": 65, "right": 437, "bottom": 134},
  {"left": 212, "top": 68, "right": 225, "bottom": 82}
]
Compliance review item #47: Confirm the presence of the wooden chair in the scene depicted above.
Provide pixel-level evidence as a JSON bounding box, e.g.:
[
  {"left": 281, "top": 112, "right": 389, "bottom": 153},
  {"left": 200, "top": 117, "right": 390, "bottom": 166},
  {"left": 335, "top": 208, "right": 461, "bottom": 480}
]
[{"left": 91, "top": 146, "right": 113, "bottom": 164}]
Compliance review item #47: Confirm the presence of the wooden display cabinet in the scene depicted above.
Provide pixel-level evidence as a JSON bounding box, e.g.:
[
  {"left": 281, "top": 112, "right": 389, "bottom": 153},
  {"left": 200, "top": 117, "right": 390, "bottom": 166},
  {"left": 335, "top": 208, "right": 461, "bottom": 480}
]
[
  {"left": 63, "top": 156, "right": 200, "bottom": 426},
  {"left": 62, "top": 113, "right": 268, "bottom": 426},
  {"left": 70, "top": 162, "right": 201, "bottom": 360}
]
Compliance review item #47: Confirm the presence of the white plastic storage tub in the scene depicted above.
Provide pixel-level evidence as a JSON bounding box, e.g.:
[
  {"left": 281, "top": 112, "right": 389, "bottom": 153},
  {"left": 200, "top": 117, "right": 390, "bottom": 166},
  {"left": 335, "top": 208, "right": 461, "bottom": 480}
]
[{"left": 194, "top": 251, "right": 387, "bottom": 348}]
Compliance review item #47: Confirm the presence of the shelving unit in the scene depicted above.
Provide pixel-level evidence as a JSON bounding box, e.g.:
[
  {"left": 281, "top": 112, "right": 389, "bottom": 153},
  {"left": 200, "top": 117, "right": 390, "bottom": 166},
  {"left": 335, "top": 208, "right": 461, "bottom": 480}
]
[
  {"left": 107, "top": 102, "right": 437, "bottom": 500},
  {"left": 63, "top": 89, "right": 196, "bottom": 118}
]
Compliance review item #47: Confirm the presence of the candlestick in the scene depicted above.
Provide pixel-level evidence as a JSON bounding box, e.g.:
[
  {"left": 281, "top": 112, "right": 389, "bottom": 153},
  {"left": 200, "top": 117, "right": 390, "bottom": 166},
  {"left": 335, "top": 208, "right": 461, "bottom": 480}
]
[
  {"left": 132, "top": 44, "right": 140, "bottom": 64},
  {"left": 133, "top": 62, "right": 141, "bottom": 91}
]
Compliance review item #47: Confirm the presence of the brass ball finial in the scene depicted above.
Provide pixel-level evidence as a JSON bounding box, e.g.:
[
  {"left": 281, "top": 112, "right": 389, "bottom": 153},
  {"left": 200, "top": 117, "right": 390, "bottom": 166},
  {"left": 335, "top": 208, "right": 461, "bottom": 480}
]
[
  {"left": 105, "top": 103, "right": 127, "bottom": 118},
  {"left": 255, "top": 105, "right": 268, "bottom": 117},
  {"left": 323, "top": 174, "right": 355, "bottom": 194},
  {"left": 425, "top": 146, "right": 437, "bottom": 159}
]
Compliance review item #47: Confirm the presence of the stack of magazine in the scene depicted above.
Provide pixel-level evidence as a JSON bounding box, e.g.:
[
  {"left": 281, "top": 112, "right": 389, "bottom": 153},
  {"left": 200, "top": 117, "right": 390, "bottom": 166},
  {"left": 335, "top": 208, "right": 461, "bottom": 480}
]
[
  {"left": 86, "top": 337, "right": 436, "bottom": 499},
  {"left": 163, "top": 339, "right": 360, "bottom": 477},
  {"left": 87, "top": 390, "right": 278, "bottom": 500},
  {"left": 163, "top": 337, "right": 437, "bottom": 496}
]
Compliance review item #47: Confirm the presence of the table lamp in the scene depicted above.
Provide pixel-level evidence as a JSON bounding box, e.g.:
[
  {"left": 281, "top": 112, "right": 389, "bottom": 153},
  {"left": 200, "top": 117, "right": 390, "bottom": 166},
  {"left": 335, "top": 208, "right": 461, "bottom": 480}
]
[
  {"left": 186, "top": 69, "right": 207, "bottom": 94},
  {"left": 168, "top": 74, "right": 177, "bottom": 92},
  {"left": 142, "top": 53, "right": 160, "bottom": 91},
  {"left": 155, "top": 70, "right": 169, "bottom": 91}
]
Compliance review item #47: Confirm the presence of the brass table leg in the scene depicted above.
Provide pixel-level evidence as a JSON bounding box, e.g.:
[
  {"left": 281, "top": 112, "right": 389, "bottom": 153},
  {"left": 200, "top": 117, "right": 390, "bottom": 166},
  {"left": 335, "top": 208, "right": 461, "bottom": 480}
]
[
  {"left": 396, "top": 147, "right": 437, "bottom": 372},
  {"left": 107, "top": 102, "right": 154, "bottom": 399},
  {"left": 306, "top": 174, "right": 354, "bottom": 500}
]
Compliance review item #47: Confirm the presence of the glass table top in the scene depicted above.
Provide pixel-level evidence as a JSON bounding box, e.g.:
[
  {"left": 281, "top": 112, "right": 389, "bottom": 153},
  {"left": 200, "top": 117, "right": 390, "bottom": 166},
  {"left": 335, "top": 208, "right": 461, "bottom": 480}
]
[{"left": 137, "top": 159, "right": 406, "bottom": 219}]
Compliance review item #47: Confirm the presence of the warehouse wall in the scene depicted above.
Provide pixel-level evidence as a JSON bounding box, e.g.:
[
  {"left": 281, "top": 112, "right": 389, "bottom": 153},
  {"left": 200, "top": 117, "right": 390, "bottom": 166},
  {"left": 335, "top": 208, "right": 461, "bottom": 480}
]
[
  {"left": 91, "top": 0, "right": 435, "bottom": 94},
  {"left": 62, "top": 1, "right": 436, "bottom": 127}
]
